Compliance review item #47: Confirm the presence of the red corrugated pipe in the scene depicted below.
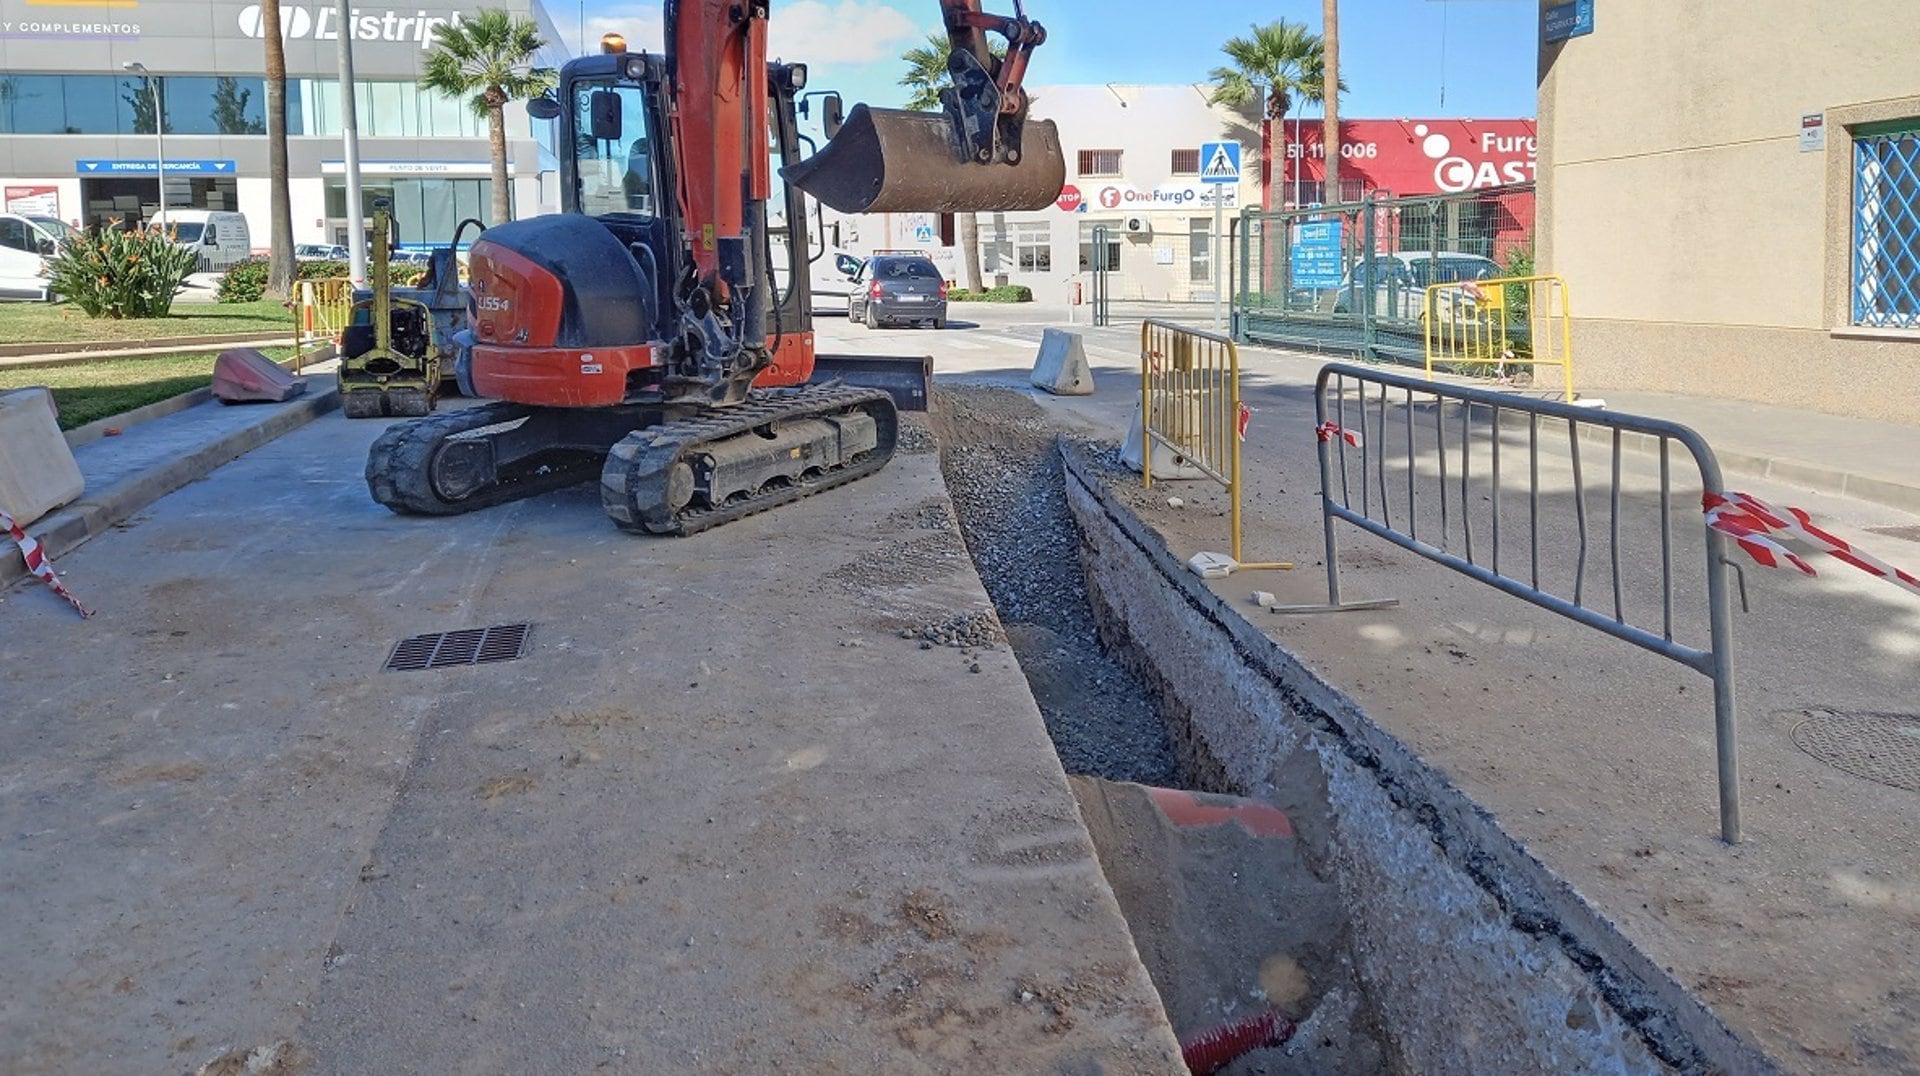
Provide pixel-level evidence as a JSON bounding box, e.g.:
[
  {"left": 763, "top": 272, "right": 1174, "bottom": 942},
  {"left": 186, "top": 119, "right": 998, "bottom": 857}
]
[{"left": 1179, "top": 1008, "right": 1299, "bottom": 1075}]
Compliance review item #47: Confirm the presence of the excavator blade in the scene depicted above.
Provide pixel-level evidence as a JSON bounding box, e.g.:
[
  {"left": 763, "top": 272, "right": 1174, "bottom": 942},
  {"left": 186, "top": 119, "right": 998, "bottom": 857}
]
[{"left": 783, "top": 104, "right": 1065, "bottom": 215}]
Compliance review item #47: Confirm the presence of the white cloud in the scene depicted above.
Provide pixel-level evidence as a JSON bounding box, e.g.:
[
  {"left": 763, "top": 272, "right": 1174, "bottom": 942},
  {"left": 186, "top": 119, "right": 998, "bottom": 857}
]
[
  {"left": 767, "top": 1, "right": 924, "bottom": 66},
  {"left": 558, "top": 1, "right": 922, "bottom": 66},
  {"left": 549, "top": 4, "right": 665, "bottom": 56}
]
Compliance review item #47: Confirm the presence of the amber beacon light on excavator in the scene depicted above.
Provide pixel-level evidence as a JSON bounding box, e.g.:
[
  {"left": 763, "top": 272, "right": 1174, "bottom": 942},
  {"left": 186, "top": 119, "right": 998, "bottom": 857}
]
[{"left": 363, "top": 0, "right": 1065, "bottom": 536}]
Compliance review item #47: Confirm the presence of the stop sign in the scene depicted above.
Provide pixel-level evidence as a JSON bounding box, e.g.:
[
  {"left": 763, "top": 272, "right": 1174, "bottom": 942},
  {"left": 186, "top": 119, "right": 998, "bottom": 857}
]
[{"left": 1056, "top": 185, "right": 1083, "bottom": 212}]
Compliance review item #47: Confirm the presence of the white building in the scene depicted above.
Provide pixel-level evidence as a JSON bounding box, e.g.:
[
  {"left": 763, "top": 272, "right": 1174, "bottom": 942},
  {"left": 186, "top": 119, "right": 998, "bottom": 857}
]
[{"left": 0, "top": 0, "right": 568, "bottom": 251}]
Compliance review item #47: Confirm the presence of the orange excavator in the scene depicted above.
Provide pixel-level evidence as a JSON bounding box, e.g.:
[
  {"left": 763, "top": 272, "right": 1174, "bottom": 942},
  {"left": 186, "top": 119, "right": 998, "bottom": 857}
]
[{"left": 365, "top": 0, "right": 1064, "bottom": 535}]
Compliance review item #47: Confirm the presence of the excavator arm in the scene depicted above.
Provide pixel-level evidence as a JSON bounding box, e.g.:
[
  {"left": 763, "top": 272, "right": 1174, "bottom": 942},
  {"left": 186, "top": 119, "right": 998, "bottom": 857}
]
[{"left": 659, "top": 0, "right": 1064, "bottom": 402}]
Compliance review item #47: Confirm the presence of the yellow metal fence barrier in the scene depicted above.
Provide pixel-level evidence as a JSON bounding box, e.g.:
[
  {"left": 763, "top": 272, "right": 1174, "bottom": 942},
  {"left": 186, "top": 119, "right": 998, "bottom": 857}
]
[
  {"left": 292, "top": 277, "right": 356, "bottom": 359},
  {"left": 1423, "top": 274, "right": 1575, "bottom": 402},
  {"left": 1139, "top": 319, "right": 1286, "bottom": 569}
]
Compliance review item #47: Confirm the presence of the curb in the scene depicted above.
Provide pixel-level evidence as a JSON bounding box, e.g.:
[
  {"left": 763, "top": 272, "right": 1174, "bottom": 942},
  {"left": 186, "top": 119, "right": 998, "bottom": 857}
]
[
  {"left": 61, "top": 347, "right": 338, "bottom": 450},
  {"left": 0, "top": 332, "right": 297, "bottom": 368},
  {"left": 2, "top": 385, "right": 342, "bottom": 591}
]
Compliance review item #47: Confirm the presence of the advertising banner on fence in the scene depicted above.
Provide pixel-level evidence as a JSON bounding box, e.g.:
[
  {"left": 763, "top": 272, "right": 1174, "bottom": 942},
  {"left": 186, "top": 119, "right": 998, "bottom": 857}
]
[{"left": 1272, "top": 118, "right": 1537, "bottom": 205}]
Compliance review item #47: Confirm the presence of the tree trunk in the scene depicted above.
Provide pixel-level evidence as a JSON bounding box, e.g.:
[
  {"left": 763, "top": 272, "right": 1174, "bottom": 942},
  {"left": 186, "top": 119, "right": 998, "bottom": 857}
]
[
  {"left": 1322, "top": 0, "right": 1341, "bottom": 204},
  {"left": 487, "top": 90, "right": 512, "bottom": 226},
  {"left": 958, "top": 212, "right": 983, "bottom": 292},
  {"left": 262, "top": 0, "right": 296, "bottom": 298}
]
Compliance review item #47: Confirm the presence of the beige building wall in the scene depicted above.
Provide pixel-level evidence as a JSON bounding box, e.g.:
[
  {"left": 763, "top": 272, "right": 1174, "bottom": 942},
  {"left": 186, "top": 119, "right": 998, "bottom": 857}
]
[{"left": 1537, "top": 0, "right": 1920, "bottom": 421}]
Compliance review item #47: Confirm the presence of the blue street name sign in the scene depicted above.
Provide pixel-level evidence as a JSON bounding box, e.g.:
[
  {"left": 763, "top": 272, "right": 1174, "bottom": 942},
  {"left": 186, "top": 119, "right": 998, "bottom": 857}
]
[{"left": 1543, "top": 0, "right": 1594, "bottom": 43}]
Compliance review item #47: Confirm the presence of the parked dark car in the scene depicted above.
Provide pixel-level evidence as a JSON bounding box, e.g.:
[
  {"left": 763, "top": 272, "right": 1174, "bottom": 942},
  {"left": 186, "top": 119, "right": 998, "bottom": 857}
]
[{"left": 848, "top": 253, "right": 948, "bottom": 329}]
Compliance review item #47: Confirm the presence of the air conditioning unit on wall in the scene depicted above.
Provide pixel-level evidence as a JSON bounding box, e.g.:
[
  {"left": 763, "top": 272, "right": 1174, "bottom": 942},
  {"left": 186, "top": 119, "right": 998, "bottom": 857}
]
[{"left": 1123, "top": 216, "right": 1152, "bottom": 237}]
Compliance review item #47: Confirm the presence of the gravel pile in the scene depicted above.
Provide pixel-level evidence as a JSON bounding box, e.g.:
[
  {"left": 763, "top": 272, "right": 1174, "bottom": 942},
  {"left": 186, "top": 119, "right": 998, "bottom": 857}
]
[
  {"left": 931, "top": 386, "right": 1180, "bottom": 785},
  {"left": 902, "top": 612, "right": 1002, "bottom": 649}
]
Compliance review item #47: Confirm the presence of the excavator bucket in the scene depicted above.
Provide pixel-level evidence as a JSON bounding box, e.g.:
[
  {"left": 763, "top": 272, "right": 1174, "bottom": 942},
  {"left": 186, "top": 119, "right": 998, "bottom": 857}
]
[{"left": 783, "top": 104, "right": 1065, "bottom": 215}]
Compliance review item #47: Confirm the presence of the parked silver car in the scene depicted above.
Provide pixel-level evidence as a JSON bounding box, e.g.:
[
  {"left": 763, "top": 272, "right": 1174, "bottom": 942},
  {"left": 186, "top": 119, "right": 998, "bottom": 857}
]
[
  {"left": 848, "top": 253, "right": 948, "bottom": 330},
  {"left": 1329, "top": 252, "right": 1503, "bottom": 320}
]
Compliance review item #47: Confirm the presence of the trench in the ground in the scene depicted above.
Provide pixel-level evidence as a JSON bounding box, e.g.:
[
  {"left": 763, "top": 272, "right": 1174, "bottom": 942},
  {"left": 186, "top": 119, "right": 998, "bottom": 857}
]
[{"left": 930, "top": 385, "right": 1394, "bottom": 1075}]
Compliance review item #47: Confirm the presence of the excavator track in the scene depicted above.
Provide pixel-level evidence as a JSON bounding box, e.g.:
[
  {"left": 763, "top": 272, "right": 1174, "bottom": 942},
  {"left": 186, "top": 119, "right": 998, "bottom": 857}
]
[
  {"left": 366, "top": 402, "right": 606, "bottom": 516},
  {"left": 601, "top": 384, "right": 899, "bottom": 537}
]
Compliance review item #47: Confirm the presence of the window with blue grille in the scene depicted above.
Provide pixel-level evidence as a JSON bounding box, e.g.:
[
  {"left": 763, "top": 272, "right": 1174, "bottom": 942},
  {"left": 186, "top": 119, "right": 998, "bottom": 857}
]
[{"left": 1853, "top": 124, "right": 1920, "bottom": 328}]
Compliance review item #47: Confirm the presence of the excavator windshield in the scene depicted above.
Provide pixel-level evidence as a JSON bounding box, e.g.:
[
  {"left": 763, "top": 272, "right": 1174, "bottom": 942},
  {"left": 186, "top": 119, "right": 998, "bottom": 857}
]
[{"left": 570, "top": 80, "right": 658, "bottom": 218}]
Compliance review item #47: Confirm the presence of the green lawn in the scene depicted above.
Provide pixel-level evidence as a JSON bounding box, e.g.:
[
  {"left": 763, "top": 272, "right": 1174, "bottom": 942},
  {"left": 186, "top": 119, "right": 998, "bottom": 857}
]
[
  {"left": 0, "top": 348, "right": 296, "bottom": 430},
  {"left": 0, "top": 299, "right": 291, "bottom": 346}
]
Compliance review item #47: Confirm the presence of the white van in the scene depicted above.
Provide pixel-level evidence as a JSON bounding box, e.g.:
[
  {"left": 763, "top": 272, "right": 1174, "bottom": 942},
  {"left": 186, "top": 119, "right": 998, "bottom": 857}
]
[
  {"left": 0, "top": 213, "right": 78, "bottom": 302},
  {"left": 163, "top": 210, "right": 252, "bottom": 273}
]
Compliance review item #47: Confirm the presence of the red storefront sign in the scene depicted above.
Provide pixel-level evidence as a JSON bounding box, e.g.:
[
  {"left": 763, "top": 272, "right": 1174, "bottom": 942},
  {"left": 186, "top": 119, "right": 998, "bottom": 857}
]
[{"left": 1268, "top": 119, "right": 1537, "bottom": 205}]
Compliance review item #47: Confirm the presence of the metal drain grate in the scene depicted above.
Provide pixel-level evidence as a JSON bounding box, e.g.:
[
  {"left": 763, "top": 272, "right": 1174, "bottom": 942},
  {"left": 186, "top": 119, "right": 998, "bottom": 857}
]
[
  {"left": 1790, "top": 709, "right": 1920, "bottom": 793},
  {"left": 1867, "top": 525, "right": 1920, "bottom": 544},
  {"left": 385, "top": 624, "right": 533, "bottom": 672}
]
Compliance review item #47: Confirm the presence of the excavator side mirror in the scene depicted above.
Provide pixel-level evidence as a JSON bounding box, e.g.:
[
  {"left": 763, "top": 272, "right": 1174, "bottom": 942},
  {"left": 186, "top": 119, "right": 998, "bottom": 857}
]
[
  {"left": 834, "top": 252, "right": 863, "bottom": 279},
  {"left": 588, "top": 90, "right": 623, "bottom": 142},
  {"left": 820, "top": 93, "right": 844, "bottom": 140},
  {"left": 527, "top": 94, "right": 561, "bottom": 121}
]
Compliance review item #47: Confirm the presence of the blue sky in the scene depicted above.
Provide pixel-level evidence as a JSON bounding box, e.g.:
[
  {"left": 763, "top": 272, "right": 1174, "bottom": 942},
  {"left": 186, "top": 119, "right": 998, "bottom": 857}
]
[{"left": 550, "top": 0, "right": 1539, "bottom": 120}]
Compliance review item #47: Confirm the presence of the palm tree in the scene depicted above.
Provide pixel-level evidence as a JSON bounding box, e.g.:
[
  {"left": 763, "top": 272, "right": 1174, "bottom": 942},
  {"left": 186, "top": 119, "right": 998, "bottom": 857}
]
[
  {"left": 1207, "top": 20, "right": 1330, "bottom": 209},
  {"left": 261, "top": 0, "right": 296, "bottom": 298},
  {"left": 898, "top": 33, "right": 1003, "bottom": 294},
  {"left": 421, "top": 9, "right": 557, "bottom": 227}
]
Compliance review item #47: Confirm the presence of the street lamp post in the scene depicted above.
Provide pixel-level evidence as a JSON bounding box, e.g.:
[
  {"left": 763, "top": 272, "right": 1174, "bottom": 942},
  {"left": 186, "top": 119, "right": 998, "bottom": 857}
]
[
  {"left": 337, "top": 0, "right": 368, "bottom": 283},
  {"left": 122, "top": 61, "right": 166, "bottom": 230}
]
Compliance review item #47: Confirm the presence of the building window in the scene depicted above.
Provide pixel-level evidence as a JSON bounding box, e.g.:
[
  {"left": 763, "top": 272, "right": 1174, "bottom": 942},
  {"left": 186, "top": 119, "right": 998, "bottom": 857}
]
[
  {"left": 325, "top": 177, "right": 498, "bottom": 245},
  {"left": 1853, "top": 123, "right": 1920, "bottom": 329},
  {"left": 981, "top": 221, "right": 1050, "bottom": 273},
  {"left": 1170, "top": 149, "right": 1200, "bottom": 176},
  {"left": 297, "top": 79, "right": 480, "bottom": 139},
  {"left": 1189, "top": 217, "right": 1211, "bottom": 283},
  {"left": 1015, "top": 223, "right": 1050, "bottom": 272},
  {"left": 1079, "top": 223, "right": 1120, "bottom": 272},
  {"left": 0, "top": 73, "right": 285, "bottom": 136},
  {"left": 1078, "top": 149, "right": 1122, "bottom": 177}
]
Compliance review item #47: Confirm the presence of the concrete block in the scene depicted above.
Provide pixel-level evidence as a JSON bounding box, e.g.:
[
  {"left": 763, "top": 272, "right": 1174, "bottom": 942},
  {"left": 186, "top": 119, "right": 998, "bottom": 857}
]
[
  {"left": 1121, "top": 400, "right": 1208, "bottom": 479},
  {"left": 1187, "top": 551, "right": 1236, "bottom": 579},
  {"left": 1029, "top": 328, "right": 1095, "bottom": 396},
  {"left": 213, "top": 349, "right": 307, "bottom": 404},
  {"left": 0, "top": 387, "right": 84, "bottom": 527}
]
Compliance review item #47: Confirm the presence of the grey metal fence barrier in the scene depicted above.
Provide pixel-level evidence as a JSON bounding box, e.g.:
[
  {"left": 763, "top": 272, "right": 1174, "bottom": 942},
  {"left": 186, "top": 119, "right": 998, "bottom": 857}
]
[
  {"left": 1277, "top": 362, "right": 1745, "bottom": 844},
  {"left": 1235, "top": 185, "right": 1537, "bottom": 366}
]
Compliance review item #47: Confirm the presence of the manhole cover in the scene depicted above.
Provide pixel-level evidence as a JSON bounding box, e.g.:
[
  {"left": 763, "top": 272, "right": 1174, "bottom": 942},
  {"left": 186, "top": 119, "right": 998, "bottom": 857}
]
[
  {"left": 1790, "top": 709, "right": 1920, "bottom": 792},
  {"left": 386, "top": 624, "right": 532, "bottom": 672}
]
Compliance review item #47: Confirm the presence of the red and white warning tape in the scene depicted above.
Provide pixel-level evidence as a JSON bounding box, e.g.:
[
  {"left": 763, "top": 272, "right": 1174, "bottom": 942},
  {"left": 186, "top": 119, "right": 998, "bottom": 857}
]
[
  {"left": 1236, "top": 403, "right": 1252, "bottom": 441},
  {"left": 1315, "top": 421, "right": 1363, "bottom": 448},
  {"left": 0, "top": 508, "right": 92, "bottom": 618},
  {"left": 1705, "top": 491, "right": 1920, "bottom": 599}
]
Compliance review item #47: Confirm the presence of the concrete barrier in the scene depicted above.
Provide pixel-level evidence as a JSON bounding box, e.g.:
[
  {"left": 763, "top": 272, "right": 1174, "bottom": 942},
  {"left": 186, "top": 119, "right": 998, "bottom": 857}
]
[
  {"left": 0, "top": 388, "right": 84, "bottom": 527},
  {"left": 1030, "top": 328, "right": 1095, "bottom": 396},
  {"left": 1120, "top": 399, "right": 1206, "bottom": 479},
  {"left": 214, "top": 348, "right": 308, "bottom": 403}
]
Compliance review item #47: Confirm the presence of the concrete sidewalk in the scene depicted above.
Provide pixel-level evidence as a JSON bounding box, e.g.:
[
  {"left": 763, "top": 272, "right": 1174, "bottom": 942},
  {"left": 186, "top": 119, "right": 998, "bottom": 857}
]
[
  {"left": 946, "top": 302, "right": 1920, "bottom": 517},
  {"left": 1583, "top": 387, "right": 1920, "bottom": 514},
  {"left": 2, "top": 373, "right": 339, "bottom": 591},
  {"left": 0, "top": 407, "right": 1184, "bottom": 1074}
]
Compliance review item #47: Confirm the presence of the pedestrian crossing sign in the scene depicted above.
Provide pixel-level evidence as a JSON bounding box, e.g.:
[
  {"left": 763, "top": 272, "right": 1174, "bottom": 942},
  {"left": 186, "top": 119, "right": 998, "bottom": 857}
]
[{"left": 1200, "top": 141, "right": 1242, "bottom": 184}]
